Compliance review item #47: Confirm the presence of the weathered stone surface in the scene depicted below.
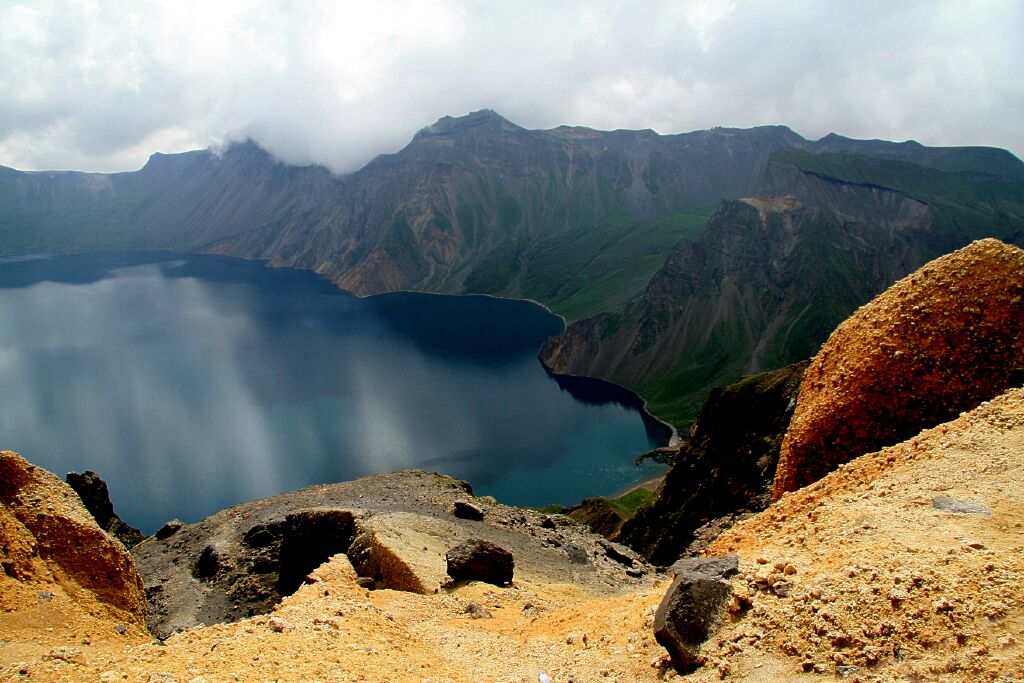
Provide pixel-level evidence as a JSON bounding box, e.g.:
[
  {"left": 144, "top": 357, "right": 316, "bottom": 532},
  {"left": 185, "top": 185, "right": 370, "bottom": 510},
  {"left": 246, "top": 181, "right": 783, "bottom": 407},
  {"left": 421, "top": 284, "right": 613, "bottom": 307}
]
[
  {"left": 670, "top": 554, "right": 739, "bottom": 581},
  {"left": 932, "top": 495, "right": 992, "bottom": 515},
  {"left": 133, "top": 470, "right": 651, "bottom": 638},
  {"left": 65, "top": 470, "right": 146, "bottom": 548},
  {"left": 349, "top": 512, "right": 453, "bottom": 594},
  {"left": 654, "top": 555, "right": 739, "bottom": 671},
  {"left": 155, "top": 520, "right": 183, "bottom": 540},
  {"left": 0, "top": 451, "right": 147, "bottom": 627},
  {"left": 452, "top": 500, "right": 484, "bottom": 521},
  {"left": 620, "top": 361, "right": 808, "bottom": 564},
  {"left": 600, "top": 540, "right": 637, "bottom": 567},
  {"left": 446, "top": 539, "right": 514, "bottom": 586},
  {"left": 774, "top": 239, "right": 1024, "bottom": 497}
]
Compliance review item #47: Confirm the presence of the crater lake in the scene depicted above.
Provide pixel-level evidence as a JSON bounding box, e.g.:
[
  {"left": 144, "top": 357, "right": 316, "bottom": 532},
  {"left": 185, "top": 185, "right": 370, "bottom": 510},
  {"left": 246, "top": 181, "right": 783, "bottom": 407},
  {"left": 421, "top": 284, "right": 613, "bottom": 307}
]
[{"left": 0, "top": 251, "right": 669, "bottom": 532}]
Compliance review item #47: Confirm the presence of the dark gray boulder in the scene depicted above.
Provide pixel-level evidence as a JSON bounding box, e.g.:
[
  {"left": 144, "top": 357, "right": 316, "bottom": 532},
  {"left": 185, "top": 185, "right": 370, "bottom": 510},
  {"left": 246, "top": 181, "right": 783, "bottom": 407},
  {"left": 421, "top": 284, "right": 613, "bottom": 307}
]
[
  {"left": 452, "top": 500, "right": 484, "bottom": 521},
  {"left": 446, "top": 539, "right": 514, "bottom": 586},
  {"left": 654, "top": 554, "right": 739, "bottom": 672},
  {"left": 65, "top": 470, "right": 146, "bottom": 547},
  {"left": 154, "top": 519, "right": 183, "bottom": 540}
]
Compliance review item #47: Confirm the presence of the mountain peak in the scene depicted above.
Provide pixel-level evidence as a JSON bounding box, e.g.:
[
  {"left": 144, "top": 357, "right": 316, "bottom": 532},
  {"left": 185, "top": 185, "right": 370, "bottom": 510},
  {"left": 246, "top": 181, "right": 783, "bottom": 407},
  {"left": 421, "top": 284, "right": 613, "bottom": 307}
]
[{"left": 417, "top": 109, "right": 523, "bottom": 137}]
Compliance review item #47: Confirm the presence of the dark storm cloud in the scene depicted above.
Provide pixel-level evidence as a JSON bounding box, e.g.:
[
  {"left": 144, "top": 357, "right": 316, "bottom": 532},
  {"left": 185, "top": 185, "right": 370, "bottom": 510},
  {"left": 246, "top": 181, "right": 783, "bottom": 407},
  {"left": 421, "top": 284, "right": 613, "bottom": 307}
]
[{"left": 0, "top": 0, "right": 1021, "bottom": 173}]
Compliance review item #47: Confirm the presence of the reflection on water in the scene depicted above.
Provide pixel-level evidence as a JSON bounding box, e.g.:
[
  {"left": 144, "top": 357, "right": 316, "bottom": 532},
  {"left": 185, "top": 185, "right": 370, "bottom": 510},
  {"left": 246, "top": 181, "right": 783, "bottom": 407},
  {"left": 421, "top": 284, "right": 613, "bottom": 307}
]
[{"left": 0, "top": 252, "right": 666, "bottom": 532}]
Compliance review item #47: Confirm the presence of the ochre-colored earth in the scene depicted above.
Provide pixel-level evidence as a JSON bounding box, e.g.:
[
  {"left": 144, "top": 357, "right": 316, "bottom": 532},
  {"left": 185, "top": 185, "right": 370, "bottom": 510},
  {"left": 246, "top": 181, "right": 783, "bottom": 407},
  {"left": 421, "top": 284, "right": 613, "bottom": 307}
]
[
  {"left": 700, "top": 388, "right": 1024, "bottom": 682},
  {"left": 773, "top": 238, "right": 1024, "bottom": 497}
]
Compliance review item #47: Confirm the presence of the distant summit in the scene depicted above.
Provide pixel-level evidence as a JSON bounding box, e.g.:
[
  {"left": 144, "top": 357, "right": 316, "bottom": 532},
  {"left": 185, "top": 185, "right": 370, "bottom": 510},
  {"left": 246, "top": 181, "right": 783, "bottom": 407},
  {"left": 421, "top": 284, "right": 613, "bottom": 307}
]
[
  {"left": 417, "top": 109, "right": 524, "bottom": 137},
  {"left": 0, "top": 112, "right": 1021, "bottom": 430}
]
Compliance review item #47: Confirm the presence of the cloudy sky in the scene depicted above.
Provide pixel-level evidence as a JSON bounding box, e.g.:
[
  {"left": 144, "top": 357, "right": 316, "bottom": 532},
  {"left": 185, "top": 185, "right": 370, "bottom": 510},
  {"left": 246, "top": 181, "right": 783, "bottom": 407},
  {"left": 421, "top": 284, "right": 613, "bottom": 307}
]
[{"left": 1, "top": 0, "right": 1021, "bottom": 174}]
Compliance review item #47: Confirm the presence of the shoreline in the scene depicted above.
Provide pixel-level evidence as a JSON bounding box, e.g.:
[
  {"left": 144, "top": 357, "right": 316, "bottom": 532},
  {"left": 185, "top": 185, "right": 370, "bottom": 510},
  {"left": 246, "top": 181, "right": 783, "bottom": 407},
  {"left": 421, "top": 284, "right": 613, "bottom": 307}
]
[
  {"left": 241, "top": 253, "right": 683, "bottom": 506},
  {"left": 609, "top": 473, "right": 666, "bottom": 500},
  {"left": 13, "top": 249, "right": 675, "bottom": 517}
]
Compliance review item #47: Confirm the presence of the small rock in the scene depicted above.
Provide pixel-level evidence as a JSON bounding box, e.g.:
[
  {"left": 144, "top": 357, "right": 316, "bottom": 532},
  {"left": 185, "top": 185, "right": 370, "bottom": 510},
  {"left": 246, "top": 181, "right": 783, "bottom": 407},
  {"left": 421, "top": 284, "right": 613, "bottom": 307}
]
[
  {"left": 445, "top": 538, "right": 514, "bottom": 586},
  {"left": 114, "top": 623, "right": 129, "bottom": 635},
  {"left": 36, "top": 591, "right": 52, "bottom": 602},
  {"left": 155, "top": 520, "right": 184, "bottom": 540},
  {"left": 463, "top": 601, "right": 493, "bottom": 619},
  {"left": 540, "top": 515, "right": 556, "bottom": 529},
  {"left": 354, "top": 576, "right": 376, "bottom": 589},
  {"left": 654, "top": 555, "right": 739, "bottom": 672},
  {"left": 242, "top": 523, "right": 281, "bottom": 548},
  {"left": 452, "top": 500, "right": 484, "bottom": 521},
  {"left": 932, "top": 495, "right": 992, "bottom": 515},
  {"left": 267, "top": 616, "right": 290, "bottom": 632},
  {"left": 563, "top": 545, "right": 589, "bottom": 564},
  {"left": 148, "top": 673, "right": 177, "bottom": 683},
  {"left": 45, "top": 647, "right": 81, "bottom": 663},
  {"left": 600, "top": 540, "right": 636, "bottom": 566}
]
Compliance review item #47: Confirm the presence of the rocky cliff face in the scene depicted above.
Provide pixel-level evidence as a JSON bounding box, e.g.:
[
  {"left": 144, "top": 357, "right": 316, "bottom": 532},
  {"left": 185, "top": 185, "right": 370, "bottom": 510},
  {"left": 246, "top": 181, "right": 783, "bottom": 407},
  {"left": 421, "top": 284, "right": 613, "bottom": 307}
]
[
  {"left": 772, "top": 238, "right": 1024, "bottom": 496},
  {"left": 0, "top": 450, "right": 147, "bottom": 628},
  {"left": 0, "top": 111, "right": 808, "bottom": 319},
  {"left": 541, "top": 149, "right": 1024, "bottom": 426},
  {"left": 0, "top": 142, "right": 340, "bottom": 255},
  {"left": 618, "top": 361, "right": 809, "bottom": 565}
]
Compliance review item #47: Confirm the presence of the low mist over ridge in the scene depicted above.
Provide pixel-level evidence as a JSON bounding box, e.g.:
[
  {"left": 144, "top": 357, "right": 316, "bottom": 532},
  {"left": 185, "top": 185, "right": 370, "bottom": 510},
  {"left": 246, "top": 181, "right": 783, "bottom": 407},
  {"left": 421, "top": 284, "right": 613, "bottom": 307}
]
[{"left": 1, "top": 1, "right": 1022, "bottom": 174}]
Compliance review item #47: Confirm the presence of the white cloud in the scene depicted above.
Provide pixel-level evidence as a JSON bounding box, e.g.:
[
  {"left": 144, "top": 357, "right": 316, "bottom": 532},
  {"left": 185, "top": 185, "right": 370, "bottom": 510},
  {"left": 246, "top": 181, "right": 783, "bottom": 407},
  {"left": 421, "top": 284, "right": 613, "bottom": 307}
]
[{"left": 0, "top": 0, "right": 1021, "bottom": 173}]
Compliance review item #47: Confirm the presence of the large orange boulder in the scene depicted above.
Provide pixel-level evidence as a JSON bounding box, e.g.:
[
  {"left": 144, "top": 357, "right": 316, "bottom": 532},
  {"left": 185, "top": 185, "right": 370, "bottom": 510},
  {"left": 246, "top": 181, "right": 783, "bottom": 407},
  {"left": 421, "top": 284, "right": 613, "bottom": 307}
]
[
  {"left": 772, "top": 238, "right": 1024, "bottom": 497},
  {"left": 0, "top": 450, "right": 147, "bottom": 626}
]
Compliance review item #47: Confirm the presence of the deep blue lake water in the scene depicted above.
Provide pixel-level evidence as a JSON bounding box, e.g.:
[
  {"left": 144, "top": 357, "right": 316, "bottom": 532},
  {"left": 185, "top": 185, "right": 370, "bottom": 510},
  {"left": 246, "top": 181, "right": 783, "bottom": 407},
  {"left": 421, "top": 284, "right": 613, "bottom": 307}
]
[{"left": 0, "top": 252, "right": 668, "bottom": 532}]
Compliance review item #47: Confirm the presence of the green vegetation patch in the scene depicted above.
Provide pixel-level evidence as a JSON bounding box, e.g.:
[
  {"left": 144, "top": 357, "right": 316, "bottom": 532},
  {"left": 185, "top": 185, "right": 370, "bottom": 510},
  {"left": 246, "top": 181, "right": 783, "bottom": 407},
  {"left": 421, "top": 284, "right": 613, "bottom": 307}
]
[{"left": 521, "top": 204, "right": 715, "bottom": 320}]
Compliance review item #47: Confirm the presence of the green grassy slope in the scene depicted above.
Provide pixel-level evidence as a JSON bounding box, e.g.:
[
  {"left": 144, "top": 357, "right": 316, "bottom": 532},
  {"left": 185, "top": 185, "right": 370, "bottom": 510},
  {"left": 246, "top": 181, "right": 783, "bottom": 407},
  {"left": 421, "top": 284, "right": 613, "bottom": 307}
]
[{"left": 544, "top": 150, "right": 1024, "bottom": 430}]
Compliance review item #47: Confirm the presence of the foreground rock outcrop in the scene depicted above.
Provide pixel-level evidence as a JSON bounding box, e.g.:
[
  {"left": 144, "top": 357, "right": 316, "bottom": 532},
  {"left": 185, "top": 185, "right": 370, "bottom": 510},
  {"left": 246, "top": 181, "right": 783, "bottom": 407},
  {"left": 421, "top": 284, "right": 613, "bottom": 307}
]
[
  {"left": 65, "top": 470, "right": 146, "bottom": 548},
  {"left": 689, "top": 387, "right": 1024, "bottom": 681},
  {"left": 0, "top": 451, "right": 146, "bottom": 627},
  {"left": 619, "top": 360, "right": 808, "bottom": 564},
  {"left": 133, "top": 470, "right": 651, "bottom": 639},
  {"left": 3, "top": 379, "right": 1024, "bottom": 680},
  {"left": 1, "top": 460, "right": 670, "bottom": 682},
  {"left": 654, "top": 555, "right": 739, "bottom": 671},
  {"left": 773, "top": 238, "right": 1024, "bottom": 497}
]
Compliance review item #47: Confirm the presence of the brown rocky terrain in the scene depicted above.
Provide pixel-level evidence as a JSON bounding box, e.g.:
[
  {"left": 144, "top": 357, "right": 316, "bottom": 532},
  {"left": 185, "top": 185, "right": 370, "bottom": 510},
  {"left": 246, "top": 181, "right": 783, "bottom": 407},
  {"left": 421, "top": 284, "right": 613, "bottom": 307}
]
[
  {"left": 132, "top": 470, "right": 651, "bottom": 639},
  {"left": 0, "top": 451, "right": 146, "bottom": 627},
  {"left": 773, "top": 238, "right": 1024, "bottom": 496},
  {"left": 3, "top": 387, "right": 1022, "bottom": 681},
  {"left": 619, "top": 360, "right": 808, "bottom": 564},
  {"left": 691, "top": 387, "right": 1024, "bottom": 682}
]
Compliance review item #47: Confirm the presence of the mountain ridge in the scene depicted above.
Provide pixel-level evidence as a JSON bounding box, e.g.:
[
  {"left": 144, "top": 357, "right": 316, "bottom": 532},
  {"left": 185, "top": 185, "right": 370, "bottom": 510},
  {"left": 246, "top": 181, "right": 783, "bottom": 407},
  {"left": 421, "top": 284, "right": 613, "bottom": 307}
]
[
  {"left": 2, "top": 112, "right": 1023, "bottom": 427},
  {"left": 540, "top": 146, "right": 1024, "bottom": 425}
]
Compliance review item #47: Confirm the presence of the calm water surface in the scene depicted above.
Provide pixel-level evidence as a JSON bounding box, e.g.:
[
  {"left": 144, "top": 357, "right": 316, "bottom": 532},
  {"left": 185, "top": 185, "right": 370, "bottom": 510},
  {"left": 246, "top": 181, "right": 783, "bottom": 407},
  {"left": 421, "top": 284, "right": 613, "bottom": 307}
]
[{"left": 0, "top": 252, "right": 668, "bottom": 532}]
